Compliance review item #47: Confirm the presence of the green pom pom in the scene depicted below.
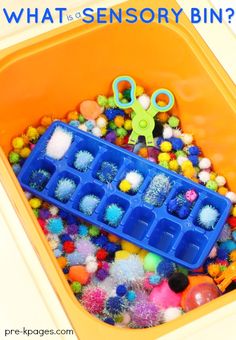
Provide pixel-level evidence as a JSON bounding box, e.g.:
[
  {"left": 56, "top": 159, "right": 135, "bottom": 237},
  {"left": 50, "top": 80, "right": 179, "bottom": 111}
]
[
  {"left": 97, "top": 95, "right": 108, "bottom": 107},
  {"left": 9, "top": 151, "right": 20, "bottom": 164},
  {"left": 177, "top": 265, "right": 188, "bottom": 276},
  {"left": 175, "top": 150, "right": 186, "bottom": 158},
  {"left": 144, "top": 253, "right": 162, "bottom": 272},
  {"left": 78, "top": 114, "right": 85, "bottom": 123},
  {"left": 71, "top": 281, "right": 82, "bottom": 293},
  {"left": 89, "top": 225, "right": 100, "bottom": 237},
  {"left": 206, "top": 180, "right": 218, "bottom": 191},
  {"left": 109, "top": 121, "right": 117, "bottom": 130},
  {"left": 33, "top": 209, "right": 39, "bottom": 218},
  {"left": 159, "top": 160, "right": 169, "bottom": 169},
  {"left": 168, "top": 116, "right": 180, "bottom": 128},
  {"left": 108, "top": 96, "right": 116, "bottom": 108},
  {"left": 116, "top": 127, "right": 127, "bottom": 137}
]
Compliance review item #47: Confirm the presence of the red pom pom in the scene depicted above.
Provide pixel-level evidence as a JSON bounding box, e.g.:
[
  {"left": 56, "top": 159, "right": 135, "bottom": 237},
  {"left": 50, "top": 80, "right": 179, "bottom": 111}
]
[
  {"left": 63, "top": 241, "right": 75, "bottom": 253},
  {"left": 38, "top": 218, "right": 46, "bottom": 228},
  {"left": 228, "top": 216, "right": 236, "bottom": 229},
  {"left": 170, "top": 153, "right": 176, "bottom": 160},
  {"left": 97, "top": 261, "right": 103, "bottom": 269},
  {"left": 96, "top": 249, "right": 108, "bottom": 261}
]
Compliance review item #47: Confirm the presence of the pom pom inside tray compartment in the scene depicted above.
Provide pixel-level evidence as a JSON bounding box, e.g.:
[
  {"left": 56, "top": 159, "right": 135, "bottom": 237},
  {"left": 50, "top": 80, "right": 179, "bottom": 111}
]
[{"left": 18, "top": 121, "right": 232, "bottom": 269}]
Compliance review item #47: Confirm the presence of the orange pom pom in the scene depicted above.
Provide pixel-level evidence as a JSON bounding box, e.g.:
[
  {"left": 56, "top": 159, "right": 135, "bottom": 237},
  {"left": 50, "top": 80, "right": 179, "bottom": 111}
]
[
  {"left": 114, "top": 115, "right": 125, "bottom": 128},
  {"left": 69, "top": 265, "right": 90, "bottom": 285},
  {"left": 157, "top": 112, "right": 169, "bottom": 123},
  {"left": 80, "top": 100, "right": 101, "bottom": 120},
  {"left": 67, "top": 110, "right": 79, "bottom": 121},
  {"left": 41, "top": 116, "right": 52, "bottom": 127},
  {"left": 138, "top": 147, "right": 148, "bottom": 158},
  {"left": 229, "top": 250, "right": 236, "bottom": 262},
  {"left": 207, "top": 263, "right": 220, "bottom": 277},
  {"left": 115, "top": 137, "right": 124, "bottom": 146},
  {"left": 108, "top": 234, "right": 120, "bottom": 243},
  {"left": 57, "top": 256, "right": 67, "bottom": 269},
  {"left": 37, "top": 126, "right": 46, "bottom": 135},
  {"left": 218, "top": 187, "right": 228, "bottom": 196}
]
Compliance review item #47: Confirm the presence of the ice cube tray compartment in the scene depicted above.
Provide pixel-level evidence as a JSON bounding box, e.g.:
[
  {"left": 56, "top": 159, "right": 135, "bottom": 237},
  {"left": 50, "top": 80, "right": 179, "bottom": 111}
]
[{"left": 18, "top": 121, "right": 232, "bottom": 269}]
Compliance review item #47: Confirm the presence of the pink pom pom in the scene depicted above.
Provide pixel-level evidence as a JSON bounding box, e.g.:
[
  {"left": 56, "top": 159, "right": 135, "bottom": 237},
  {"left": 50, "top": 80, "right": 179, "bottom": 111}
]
[
  {"left": 131, "top": 300, "right": 160, "bottom": 328},
  {"left": 76, "top": 239, "right": 96, "bottom": 258},
  {"left": 149, "top": 280, "right": 182, "bottom": 309},
  {"left": 81, "top": 287, "right": 106, "bottom": 314}
]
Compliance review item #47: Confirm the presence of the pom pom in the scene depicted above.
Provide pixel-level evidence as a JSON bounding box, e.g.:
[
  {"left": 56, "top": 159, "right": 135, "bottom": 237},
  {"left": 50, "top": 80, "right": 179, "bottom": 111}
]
[
  {"left": 96, "top": 248, "right": 108, "bottom": 261},
  {"left": 218, "top": 224, "right": 231, "bottom": 242},
  {"left": 97, "top": 161, "right": 118, "bottom": 183},
  {"left": 131, "top": 300, "right": 160, "bottom": 328},
  {"left": 163, "top": 125, "right": 173, "bottom": 139},
  {"left": 181, "top": 133, "right": 193, "bottom": 145},
  {"left": 168, "top": 116, "right": 179, "bottom": 128},
  {"left": 46, "top": 127, "right": 73, "bottom": 160},
  {"left": 63, "top": 240, "right": 75, "bottom": 254},
  {"left": 207, "top": 263, "right": 220, "bottom": 277},
  {"left": 170, "top": 137, "right": 184, "bottom": 151},
  {"left": 121, "top": 240, "right": 140, "bottom": 254},
  {"left": 127, "top": 290, "right": 137, "bottom": 302},
  {"left": 143, "top": 174, "right": 171, "bottom": 207},
  {"left": 106, "top": 296, "right": 125, "bottom": 315},
  {"left": 198, "top": 205, "right": 219, "bottom": 230},
  {"left": 54, "top": 178, "right": 76, "bottom": 202},
  {"left": 67, "top": 251, "right": 85, "bottom": 265},
  {"left": 138, "top": 94, "right": 150, "bottom": 110},
  {"left": 79, "top": 194, "right": 100, "bottom": 216},
  {"left": 92, "top": 126, "right": 102, "bottom": 137},
  {"left": 220, "top": 240, "right": 236, "bottom": 253},
  {"left": 96, "top": 268, "right": 109, "bottom": 281},
  {"left": 125, "top": 170, "right": 144, "bottom": 192},
  {"left": 116, "top": 284, "right": 127, "bottom": 297},
  {"left": 226, "top": 191, "right": 236, "bottom": 203},
  {"left": 199, "top": 157, "right": 211, "bottom": 170},
  {"left": 168, "top": 272, "right": 189, "bottom": 293},
  {"left": 74, "top": 150, "right": 94, "bottom": 172},
  {"left": 188, "top": 146, "right": 200, "bottom": 155},
  {"left": 76, "top": 239, "right": 96, "bottom": 258},
  {"left": 198, "top": 170, "right": 210, "bottom": 183},
  {"left": 143, "top": 253, "right": 162, "bottom": 272},
  {"left": 104, "top": 203, "right": 124, "bottom": 226},
  {"left": 215, "top": 175, "right": 226, "bottom": 187},
  {"left": 71, "top": 282, "right": 82, "bottom": 294},
  {"left": 49, "top": 205, "right": 59, "bottom": 216},
  {"left": 78, "top": 224, "right": 88, "bottom": 237},
  {"left": 105, "top": 108, "right": 124, "bottom": 120},
  {"left": 68, "top": 265, "right": 90, "bottom": 284},
  {"left": 82, "top": 287, "right": 106, "bottom": 314},
  {"left": 162, "top": 307, "right": 182, "bottom": 323},
  {"left": 185, "top": 189, "right": 198, "bottom": 202},
  {"left": 86, "top": 261, "right": 98, "bottom": 273},
  {"left": 119, "top": 179, "right": 132, "bottom": 193},
  {"left": 157, "top": 260, "right": 175, "bottom": 278},
  {"left": 104, "top": 317, "right": 115, "bottom": 325},
  {"left": 29, "top": 169, "right": 51, "bottom": 191},
  {"left": 110, "top": 255, "right": 144, "bottom": 283},
  {"left": 47, "top": 217, "right": 64, "bottom": 234}
]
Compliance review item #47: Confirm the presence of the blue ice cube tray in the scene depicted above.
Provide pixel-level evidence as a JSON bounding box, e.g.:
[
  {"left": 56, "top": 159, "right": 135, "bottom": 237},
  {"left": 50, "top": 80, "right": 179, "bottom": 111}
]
[{"left": 18, "top": 121, "right": 232, "bottom": 269}]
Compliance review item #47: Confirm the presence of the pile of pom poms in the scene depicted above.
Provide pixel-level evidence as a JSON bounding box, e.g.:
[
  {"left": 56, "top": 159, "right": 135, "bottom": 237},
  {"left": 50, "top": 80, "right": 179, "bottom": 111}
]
[{"left": 8, "top": 79, "right": 236, "bottom": 330}]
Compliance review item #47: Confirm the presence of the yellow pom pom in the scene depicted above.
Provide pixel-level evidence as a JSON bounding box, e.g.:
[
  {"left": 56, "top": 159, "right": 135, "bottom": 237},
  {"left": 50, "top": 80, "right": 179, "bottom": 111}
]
[
  {"left": 124, "top": 119, "right": 132, "bottom": 131},
  {"left": 181, "top": 160, "right": 193, "bottom": 171},
  {"left": 160, "top": 141, "right": 172, "bottom": 152},
  {"left": 20, "top": 147, "right": 31, "bottom": 158},
  {"left": 41, "top": 116, "right": 52, "bottom": 127},
  {"left": 218, "top": 187, "right": 228, "bottom": 196},
  {"left": 114, "top": 115, "right": 125, "bottom": 128},
  {"left": 232, "top": 206, "right": 236, "bottom": 217},
  {"left": 230, "top": 250, "right": 236, "bottom": 262},
  {"left": 183, "top": 167, "right": 195, "bottom": 179},
  {"left": 115, "top": 250, "right": 131, "bottom": 261},
  {"left": 101, "top": 127, "right": 107, "bottom": 136},
  {"left": 207, "top": 263, "right": 220, "bottom": 277},
  {"left": 158, "top": 152, "right": 170, "bottom": 162},
  {"left": 119, "top": 179, "right": 132, "bottom": 193},
  {"left": 210, "top": 172, "right": 217, "bottom": 180},
  {"left": 26, "top": 126, "right": 39, "bottom": 142},
  {"left": 169, "top": 160, "right": 179, "bottom": 171},
  {"left": 121, "top": 240, "right": 140, "bottom": 254},
  {"left": 138, "top": 249, "right": 148, "bottom": 261},
  {"left": 29, "top": 198, "right": 42, "bottom": 209},
  {"left": 67, "top": 110, "right": 79, "bottom": 121},
  {"left": 12, "top": 137, "right": 24, "bottom": 149},
  {"left": 135, "top": 86, "right": 144, "bottom": 97}
]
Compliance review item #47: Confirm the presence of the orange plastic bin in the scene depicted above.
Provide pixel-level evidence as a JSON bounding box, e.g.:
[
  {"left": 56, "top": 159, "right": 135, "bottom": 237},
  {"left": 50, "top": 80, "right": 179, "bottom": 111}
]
[{"left": 0, "top": 0, "right": 236, "bottom": 339}]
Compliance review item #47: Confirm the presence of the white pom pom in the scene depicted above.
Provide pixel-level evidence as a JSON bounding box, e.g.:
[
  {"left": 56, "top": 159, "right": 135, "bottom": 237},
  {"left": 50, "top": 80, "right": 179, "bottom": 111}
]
[
  {"left": 79, "top": 124, "right": 88, "bottom": 132},
  {"left": 162, "top": 307, "right": 182, "bottom": 322},
  {"left": 215, "top": 175, "right": 226, "bottom": 187},
  {"left": 92, "top": 126, "right": 102, "bottom": 137},
  {"left": 199, "top": 157, "right": 211, "bottom": 170},
  {"left": 125, "top": 171, "right": 143, "bottom": 191},
  {"left": 198, "top": 170, "right": 210, "bottom": 183},
  {"left": 86, "top": 261, "right": 98, "bottom": 273},
  {"left": 49, "top": 205, "right": 59, "bottom": 216},
  {"left": 181, "top": 133, "right": 193, "bottom": 145},
  {"left": 46, "top": 127, "right": 73, "bottom": 160},
  {"left": 138, "top": 94, "right": 151, "bottom": 110},
  {"left": 173, "top": 128, "right": 182, "bottom": 138},
  {"left": 177, "top": 156, "right": 188, "bottom": 166},
  {"left": 163, "top": 125, "right": 173, "bottom": 139},
  {"left": 96, "top": 117, "right": 107, "bottom": 128},
  {"left": 85, "top": 255, "right": 96, "bottom": 264},
  {"left": 226, "top": 191, "right": 236, "bottom": 203}
]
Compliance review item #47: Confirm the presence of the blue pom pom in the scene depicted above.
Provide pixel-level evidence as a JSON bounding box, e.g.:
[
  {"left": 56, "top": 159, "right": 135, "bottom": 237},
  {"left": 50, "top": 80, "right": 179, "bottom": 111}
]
[
  {"left": 78, "top": 224, "right": 88, "bottom": 237},
  {"left": 47, "top": 218, "right": 64, "bottom": 234},
  {"left": 188, "top": 146, "right": 200, "bottom": 156},
  {"left": 66, "top": 215, "right": 77, "bottom": 225},
  {"left": 126, "top": 290, "right": 136, "bottom": 302},
  {"left": 92, "top": 235, "right": 108, "bottom": 247},
  {"left": 217, "top": 248, "right": 228, "bottom": 260},
  {"left": 97, "top": 161, "right": 118, "bottom": 184},
  {"left": 116, "top": 284, "right": 127, "bottom": 297},
  {"left": 144, "top": 174, "right": 171, "bottom": 207},
  {"left": 106, "top": 296, "right": 125, "bottom": 315},
  {"left": 104, "top": 203, "right": 124, "bottom": 226},
  {"left": 149, "top": 275, "right": 161, "bottom": 285},
  {"left": 167, "top": 198, "right": 179, "bottom": 213},
  {"left": 54, "top": 249, "right": 62, "bottom": 257},
  {"left": 29, "top": 169, "right": 51, "bottom": 191},
  {"left": 198, "top": 205, "right": 219, "bottom": 230},
  {"left": 67, "top": 251, "right": 85, "bottom": 265},
  {"left": 105, "top": 108, "right": 124, "bottom": 120},
  {"left": 54, "top": 178, "right": 76, "bottom": 202},
  {"left": 156, "top": 137, "right": 164, "bottom": 147},
  {"left": 69, "top": 120, "right": 80, "bottom": 128},
  {"left": 63, "top": 267, "right": 69, "bottom": 274},
  {"left": 220, "top": 240, "right": 236, "bottom": 253},
  {"left": 157, "top": 260, "right": 175, "bottom": 278},
  {"left": 79, "top": 194, "right": 100, "bottom": 216},
  {"left": 104, "top": 317, "right": 115, "bottom": 325},
  {"left": 177, "top": 204, "right": 191, "bottom": 219},
  {"left": 169, "top": 137, "right": 184, "bottom": 151},
  {"left": 104, "top": 242, "right": 118, "bottom": 253},
  {"left": 58, "top": 210, "right": 69, "bottom": 219},
  {"left": 188, "top": 155, "right": 199, "bottom": 166},
  {"left": 85, "top": 120, "right": 95, "bottom": 130},
  {"left": 12, "top": 163, "right": 21, "bottom": 175},
  {"left": 59, "top": 234, "right": 72, "bottom": 243},
  {"left": 74, "top": 150, "right": 94, "bottom": 172}
]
